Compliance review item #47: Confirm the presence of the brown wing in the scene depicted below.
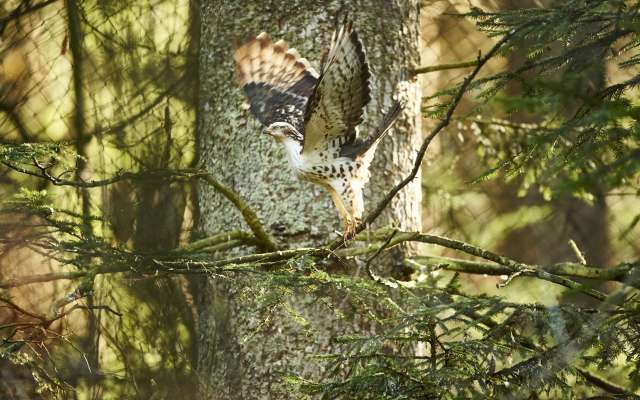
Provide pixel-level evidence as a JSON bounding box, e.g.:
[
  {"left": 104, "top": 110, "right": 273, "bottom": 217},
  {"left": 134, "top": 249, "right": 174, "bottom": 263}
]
[
  {"left": 302, "top": 22, "right": 371, "bottom": 154},
  {"left": 233, "top": 33, "right": 318, "bottom": 134}
]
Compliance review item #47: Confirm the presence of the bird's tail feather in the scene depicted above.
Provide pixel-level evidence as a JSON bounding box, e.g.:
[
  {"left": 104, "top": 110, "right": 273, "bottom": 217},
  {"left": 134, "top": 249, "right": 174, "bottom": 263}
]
[
  {"left": 341, "top": 101, "right": 401, "bottom": 159},
  {"left": 368, "top": 100, "right": 401, "bottom": 150}
]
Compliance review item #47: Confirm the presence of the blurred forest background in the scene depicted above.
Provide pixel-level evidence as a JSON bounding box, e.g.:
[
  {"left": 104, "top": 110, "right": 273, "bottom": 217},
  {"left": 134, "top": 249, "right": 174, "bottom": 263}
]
[{"left": 0, "top": 0, "right": 639, "bottom": 399}]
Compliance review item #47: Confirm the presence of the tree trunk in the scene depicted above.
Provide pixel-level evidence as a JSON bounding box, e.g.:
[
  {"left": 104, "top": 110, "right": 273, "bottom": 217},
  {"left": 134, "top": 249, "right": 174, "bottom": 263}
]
[{"left": 195, "top": 1, "right": 422, "bottom": 398}]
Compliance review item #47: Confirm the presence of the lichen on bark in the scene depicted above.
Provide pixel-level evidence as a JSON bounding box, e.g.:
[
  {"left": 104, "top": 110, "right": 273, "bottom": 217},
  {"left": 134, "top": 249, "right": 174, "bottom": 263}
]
[{"left": 195, "top": 1, "right": 422, "bottom": 398}]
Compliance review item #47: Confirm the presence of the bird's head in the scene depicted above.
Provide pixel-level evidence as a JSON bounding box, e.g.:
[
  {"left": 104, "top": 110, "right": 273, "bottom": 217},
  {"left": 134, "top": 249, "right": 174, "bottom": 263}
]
[{"left": 263, "top": 122, "right": 301, "bottom": 143}]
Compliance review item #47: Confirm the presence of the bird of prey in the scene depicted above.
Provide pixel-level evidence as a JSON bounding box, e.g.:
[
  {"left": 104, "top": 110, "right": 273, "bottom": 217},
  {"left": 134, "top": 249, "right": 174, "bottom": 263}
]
[{"left": 233, "top": 22, "right": 401, "bottom": 236}]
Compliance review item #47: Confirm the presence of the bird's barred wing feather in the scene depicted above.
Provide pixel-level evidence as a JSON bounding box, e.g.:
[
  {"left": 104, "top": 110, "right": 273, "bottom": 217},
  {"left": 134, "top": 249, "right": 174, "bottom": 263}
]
[
  {"left": 302, "top": 22, "right": 371, "bottom": 154},
  {"left": 233, "top": 33, "right": 318, "bottom": 135}
]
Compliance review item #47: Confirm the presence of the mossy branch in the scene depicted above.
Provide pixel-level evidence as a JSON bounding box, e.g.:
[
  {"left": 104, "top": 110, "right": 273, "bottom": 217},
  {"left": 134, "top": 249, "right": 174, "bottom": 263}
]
[
  {"left": 354, "top": 230, "right": 608, "bottom": 301},
  {"left": 0, "top": 245, "right": 327, "bottom": 289},
  {"left": 2, "top": 228, "right": 636, "bottom": 301},
  {"left": 197, "top": 174, "right": 277, "bottom": 251},
  {"left": 0, "top": 160, "right": 278, "bottom": 251},
  {"left": 174, "top": 231, "right": 256, "bottom": 253},
  {"left": 409, "top": 255, "right": 639, "bottom": 288}
]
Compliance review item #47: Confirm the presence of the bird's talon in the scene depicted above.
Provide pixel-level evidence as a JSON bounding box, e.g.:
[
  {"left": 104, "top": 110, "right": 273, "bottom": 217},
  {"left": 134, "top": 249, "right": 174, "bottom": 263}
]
[{"left": 341, "top": 220, "right": 357, "bottom": 240}]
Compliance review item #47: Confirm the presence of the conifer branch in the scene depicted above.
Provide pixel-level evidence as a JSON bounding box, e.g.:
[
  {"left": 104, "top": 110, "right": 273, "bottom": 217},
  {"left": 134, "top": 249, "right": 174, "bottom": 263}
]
[
  {"left": 0, "top": 162, "right": 279, "bottom": 251},
  {"left": 489, "top": 284, "right": 637, "bottom": 395},
  {"left": 2, "top": 228, "right": 636, "bottom": 300},
  {"left": 454, "top": 290, "right": 636, "bottom": 397}
]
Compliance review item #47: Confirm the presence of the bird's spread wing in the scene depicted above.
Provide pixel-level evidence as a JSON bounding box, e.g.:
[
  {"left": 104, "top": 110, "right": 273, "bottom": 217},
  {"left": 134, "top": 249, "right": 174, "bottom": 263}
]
[
  {"left": 233, "top": 33, "right": 318, "bottom": 134},
  {"left": 302, "top": 22, "right": 371, "bottom": 154}
]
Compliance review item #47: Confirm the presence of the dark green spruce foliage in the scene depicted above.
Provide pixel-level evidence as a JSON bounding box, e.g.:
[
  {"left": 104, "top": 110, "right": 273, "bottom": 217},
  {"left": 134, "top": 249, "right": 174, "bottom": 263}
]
[{"left": 460, "top": 1, "right": 640, "bottom": 199}]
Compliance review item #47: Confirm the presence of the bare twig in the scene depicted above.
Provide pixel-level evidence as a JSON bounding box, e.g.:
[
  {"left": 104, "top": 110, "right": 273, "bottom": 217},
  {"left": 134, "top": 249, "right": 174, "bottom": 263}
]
[
  {"left": 496, "top": 269, "right": 534, "bottom": 288},
  {"left": 0, "top": 0, "right": 59, "bottom": 35},
  {"left": 73, "top": 304, "right": 122, "bottom": 318},
  {"left": 568, "top": 239, "right": 587, "bottom": 265},
  {"left": 364, "top": 229, "right": 398, "bottom": 281},
  {"left": 412, "top": 60, "right": 479, "bottom": 76}
]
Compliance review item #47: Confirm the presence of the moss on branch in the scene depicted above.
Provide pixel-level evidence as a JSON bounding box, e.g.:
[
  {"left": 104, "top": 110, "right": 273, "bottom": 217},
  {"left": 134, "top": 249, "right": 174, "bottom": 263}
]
[
  {"left": 410, "top": 255, "right": 639, "bottom": 287},
  {"left": 2, "top": 228, "right": 637, "bottom": 300}
]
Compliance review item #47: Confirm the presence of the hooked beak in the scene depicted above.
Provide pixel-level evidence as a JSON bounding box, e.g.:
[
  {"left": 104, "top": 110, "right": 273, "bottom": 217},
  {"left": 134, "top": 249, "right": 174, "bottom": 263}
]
[{"left": 262, "top": 127, "right": 272, "bottom": 136}]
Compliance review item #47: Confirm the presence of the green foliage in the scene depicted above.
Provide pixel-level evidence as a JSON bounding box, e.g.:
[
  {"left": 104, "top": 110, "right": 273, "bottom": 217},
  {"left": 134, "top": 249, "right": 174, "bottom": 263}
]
[
  {"left": 269, "top": 267, "right": 633, "bottom": 399},
  {"left": 453, "top": 0, "right": 640, "bottom": 199},
  {"left": 0, "top": 142, "right": 78, "bottom": 169},
  {"left": 6, "top": 187, "right": 54, "bottom": 215}
]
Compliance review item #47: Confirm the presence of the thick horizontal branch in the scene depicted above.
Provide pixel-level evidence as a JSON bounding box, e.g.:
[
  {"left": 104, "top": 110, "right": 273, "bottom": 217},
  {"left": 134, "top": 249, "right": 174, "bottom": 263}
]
[
  {"left": 156, "top": 247, "right": 328, "bottom": 270},
  {"left": 3, "top": 228, "right": 636, "bottom": 302},
  {"left": 0, "top": 246, "right": 328, "bottom": 289},
  {"left": 355, "top": 230, "right": 608, "bottom": 300},
  {"left": 409, "top": 255, "right": 639, "bottom": 287}
]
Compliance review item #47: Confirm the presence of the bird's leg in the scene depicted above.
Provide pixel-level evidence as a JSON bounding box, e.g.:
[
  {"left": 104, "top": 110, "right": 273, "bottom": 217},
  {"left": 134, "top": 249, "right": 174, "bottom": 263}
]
[
  {"left": 329, "top": 189, "right": 353, "bottom": 239},
  {"left": 342, "top": 217, "right": 358, "bottom": 240}
]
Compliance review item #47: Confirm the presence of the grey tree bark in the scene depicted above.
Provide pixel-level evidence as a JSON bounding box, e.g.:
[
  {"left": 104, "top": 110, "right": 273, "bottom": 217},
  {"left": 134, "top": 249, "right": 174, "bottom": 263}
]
[{"left": 195, "top": 1, "right": 422, "bottom": 398}]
